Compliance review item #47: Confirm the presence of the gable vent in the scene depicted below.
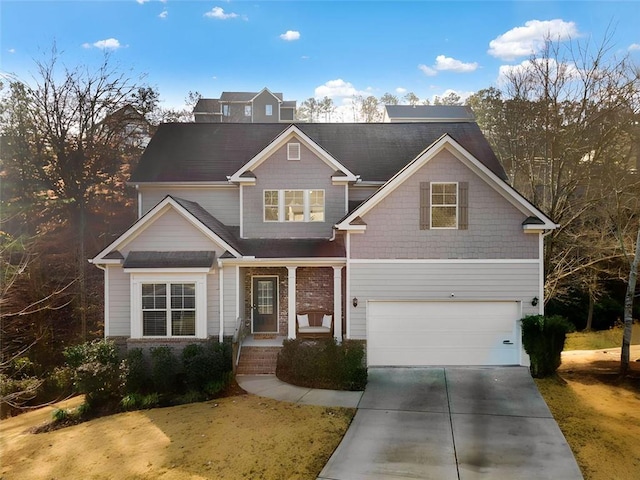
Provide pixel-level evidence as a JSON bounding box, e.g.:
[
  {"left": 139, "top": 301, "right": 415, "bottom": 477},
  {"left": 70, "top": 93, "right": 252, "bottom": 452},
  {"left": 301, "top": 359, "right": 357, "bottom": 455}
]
[{"left": 287, "top": 142, "right": 301, "bottom": 161}]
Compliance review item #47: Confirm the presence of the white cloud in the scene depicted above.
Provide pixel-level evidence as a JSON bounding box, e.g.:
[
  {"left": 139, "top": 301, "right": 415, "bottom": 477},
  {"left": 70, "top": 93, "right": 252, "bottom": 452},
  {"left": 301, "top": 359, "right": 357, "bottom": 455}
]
[
  {"left": 434, "top": 55, "right": 478, "bottom": 73},
  {"left": 204, "top": 6, "right": 241, "bottom": 20},
  {"left": 629, "top": 43, "right": 640, "bottom": 52},
  {"left": 301, "top": 55, "right": 310, "bottom": 60},
  {"left": 314, "top": 79, "right": 362, "bottom": 99},
  {"left": 136, "top": 0, "right": 150, "bottom": 4},
  {"left": 8, "top": 48, "right": 15, "bottom": 54},
  {"left": 158, "top": 10, "right": 168, "bottom": 19},
  {"left": 497, "top": 57, "right": 580, "bottom": 86},
  {"left": 83, "top": 38, "right": 122, "bottom": 50},
  {"left": 395, "top": 87, "right": 407, "bottom": 94},
  {"left": 488, "top": 19, "right": 578, "bottom": 60},
  {"left": 279, "top": 30, "right": 300, "bottom": 41},
  {"left": 418, "top": 64, "right": 437, "bottom": 76}
]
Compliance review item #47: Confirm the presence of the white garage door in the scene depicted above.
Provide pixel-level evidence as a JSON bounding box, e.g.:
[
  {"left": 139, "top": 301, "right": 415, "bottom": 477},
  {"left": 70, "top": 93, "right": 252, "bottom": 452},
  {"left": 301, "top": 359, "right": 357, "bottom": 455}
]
[{"left": 367, "top": 301, "right": 520, "bottom": 366}]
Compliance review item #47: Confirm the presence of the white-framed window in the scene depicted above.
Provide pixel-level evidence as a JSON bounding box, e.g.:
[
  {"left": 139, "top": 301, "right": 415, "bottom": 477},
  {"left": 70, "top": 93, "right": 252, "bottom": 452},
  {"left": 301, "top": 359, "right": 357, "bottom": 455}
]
[
  {"left": 263, "top": 189, "right": 325, "bottom": 222},
  {"left": 287, "top": 142, "right": 301, "bottom": 160},
  {"left": 431, "top": 182, "right": 458, "bottom": 229},
  {"left": 222, "top": 104, "right": 230, "bottom": 117},
  {"left": 244, "top": 105, "right": 252, "bottom": 117},
  {"left": 265, "top": 104, "right": 273, "bottom": 116},
  {"left": 131, "top": 273, "right": 207, "bottom": 338}
]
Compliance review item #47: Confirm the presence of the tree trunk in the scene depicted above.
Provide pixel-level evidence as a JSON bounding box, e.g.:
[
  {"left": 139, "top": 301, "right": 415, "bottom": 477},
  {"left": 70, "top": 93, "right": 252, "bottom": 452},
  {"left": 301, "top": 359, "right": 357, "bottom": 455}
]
[
  {"left": 585, "top": 293, "right": 594, "bottom": 332},
  {"left": 621, "top": 227, "right": 640, "bottom": 375}
]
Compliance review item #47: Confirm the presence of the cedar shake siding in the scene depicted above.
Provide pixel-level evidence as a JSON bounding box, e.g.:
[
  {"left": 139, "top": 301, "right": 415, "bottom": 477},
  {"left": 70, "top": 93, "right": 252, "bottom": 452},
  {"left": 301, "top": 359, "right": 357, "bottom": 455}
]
[
  {"left": 350, "top": 150, "right": 538, "bottom": 260},
  {"left": 242, "top": 143, "right": 345, "bottom": 238}
]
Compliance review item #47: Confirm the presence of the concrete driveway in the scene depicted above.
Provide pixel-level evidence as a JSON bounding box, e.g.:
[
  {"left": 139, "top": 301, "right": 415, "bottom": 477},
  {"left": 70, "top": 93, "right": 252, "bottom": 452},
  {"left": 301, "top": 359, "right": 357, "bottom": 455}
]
[{"left": 318, "top": 367, "right": 582, "bottom": 480}]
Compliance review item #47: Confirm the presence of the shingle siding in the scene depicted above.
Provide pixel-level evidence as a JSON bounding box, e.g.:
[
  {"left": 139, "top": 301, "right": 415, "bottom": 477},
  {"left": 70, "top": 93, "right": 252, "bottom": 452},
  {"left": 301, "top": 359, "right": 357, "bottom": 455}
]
[
  {"left": 351, "top": 150, "right": 538, "bottom": 259},
  {"left": 348, "top": 261, "right": 540, "bottom": 339},
  {"left": 242, "top": 143, "right": 346, "bottom": 238}
]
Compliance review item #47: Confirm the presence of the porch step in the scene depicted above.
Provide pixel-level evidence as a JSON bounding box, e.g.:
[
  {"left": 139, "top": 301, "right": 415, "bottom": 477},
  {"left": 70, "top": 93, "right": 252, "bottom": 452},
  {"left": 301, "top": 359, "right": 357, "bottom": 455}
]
[{"left": 237, "top": 346, "right": 282, "bottom": 375}]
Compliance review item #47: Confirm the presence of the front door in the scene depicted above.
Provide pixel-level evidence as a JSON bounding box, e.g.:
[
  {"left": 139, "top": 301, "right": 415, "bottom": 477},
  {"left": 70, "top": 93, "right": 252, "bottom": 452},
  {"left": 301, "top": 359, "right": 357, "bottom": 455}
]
[{"left": 252, "top": 276, "right": 278, "bottom": 333}]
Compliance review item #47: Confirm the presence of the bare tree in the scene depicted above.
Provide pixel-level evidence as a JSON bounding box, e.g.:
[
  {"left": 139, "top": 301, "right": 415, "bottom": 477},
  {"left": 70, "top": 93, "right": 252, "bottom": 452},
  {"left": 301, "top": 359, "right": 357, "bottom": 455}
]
[
  {"left": 380, "top": 92, "right": 399, "bottom": 105},
  {"left": 621, "top": 227, "right": 640, "bottom": 374},
  {"left": 404, "top": 92, "right": 420, "bottom": 106}
]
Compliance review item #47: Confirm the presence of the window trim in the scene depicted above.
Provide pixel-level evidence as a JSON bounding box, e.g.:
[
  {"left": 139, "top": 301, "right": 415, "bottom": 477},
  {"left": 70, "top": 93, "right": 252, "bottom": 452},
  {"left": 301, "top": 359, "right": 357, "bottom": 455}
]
[
  {"left": 244, "top": 105, "right": 252, "bottom": 117},
  {"left": 222, "top": 104, "right": 230, "bottom": 117},
  {"left": 263, "top": 189, "right": 325, "bottom": 223},
  {"left": 131, "top": 273, "right": 207, "bottom": 339},
  {"left": 287, "top": 142, "right": 301, "bottom": 161},
  {"left": 430, "top": 182, "right": 458, "bottom": 229},
  {"left": 265, "top": 104, "right": 273, "bottom": 116}
]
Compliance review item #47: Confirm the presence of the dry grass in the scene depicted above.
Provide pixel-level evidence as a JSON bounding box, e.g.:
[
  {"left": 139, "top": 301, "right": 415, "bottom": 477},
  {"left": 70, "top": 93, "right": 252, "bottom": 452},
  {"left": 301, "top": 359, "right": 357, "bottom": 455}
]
[
  {"left": 565, "top": 324, "right": 640, "bottom": 351},
  {"left": 0, "top": 394, "right": 354, "bottom": 480}
]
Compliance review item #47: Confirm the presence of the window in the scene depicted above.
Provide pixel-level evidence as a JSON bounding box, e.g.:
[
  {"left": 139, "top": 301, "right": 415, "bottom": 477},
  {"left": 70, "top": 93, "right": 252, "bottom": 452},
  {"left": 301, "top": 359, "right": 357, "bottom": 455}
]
[
  {"left": 265, "top": 104, "right": 273, "bottom": 116},
  {"left": 287, "top": 143, "right": 300, "bottom": 160},
  {"left": 222, "top": 104, "right": 230, "bottom": 117},
  {"left": 244, "top": 105, "right": 252, "bottom": 117},
  {"left": 263, "top": 189, "right": 324, "bottom": 222},
  {"left": 420, "top": 182, "right": 468, "bottom": 230},
  {"left": 142, "top": 283, "right": 196, "bottom": 336},
  {"left": 431, "top": 183, "right": 458, "bottom": 228}
]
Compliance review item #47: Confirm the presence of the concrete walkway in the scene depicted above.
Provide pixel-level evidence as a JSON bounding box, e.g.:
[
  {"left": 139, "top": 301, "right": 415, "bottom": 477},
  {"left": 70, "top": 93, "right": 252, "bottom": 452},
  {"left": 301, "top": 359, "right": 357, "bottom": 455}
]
[{"left": 236, "top": 374, "right": 363, "bottom": 408}]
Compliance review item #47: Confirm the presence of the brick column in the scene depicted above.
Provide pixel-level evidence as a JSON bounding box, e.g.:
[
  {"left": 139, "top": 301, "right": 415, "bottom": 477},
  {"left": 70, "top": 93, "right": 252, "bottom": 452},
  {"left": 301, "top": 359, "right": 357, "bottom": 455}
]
[
  {"left": 333, "top": 266, "right": 343, "bottom": 342},
  {"left": 287, "top": 266, "right": 297, "bottom": 339}
]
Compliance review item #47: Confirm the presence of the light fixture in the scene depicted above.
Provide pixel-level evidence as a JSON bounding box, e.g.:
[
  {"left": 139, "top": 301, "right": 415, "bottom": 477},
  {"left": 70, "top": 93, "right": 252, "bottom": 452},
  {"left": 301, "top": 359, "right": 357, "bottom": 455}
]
[
  {"left": 531, "top": 297, "right": 539, "bottom": 307},
  {"left": 352, "top": 297, "right": 358, "bottom": 307}
]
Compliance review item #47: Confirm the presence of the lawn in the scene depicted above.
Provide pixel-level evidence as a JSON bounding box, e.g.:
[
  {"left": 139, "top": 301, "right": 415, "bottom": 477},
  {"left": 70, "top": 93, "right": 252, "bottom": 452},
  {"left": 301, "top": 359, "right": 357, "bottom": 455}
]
[
  {"left": 0, "top": 394, "right": 355, "bottom": 479},
  {"left": 564, "top": 324, "right": 640, "bottom": 351}
]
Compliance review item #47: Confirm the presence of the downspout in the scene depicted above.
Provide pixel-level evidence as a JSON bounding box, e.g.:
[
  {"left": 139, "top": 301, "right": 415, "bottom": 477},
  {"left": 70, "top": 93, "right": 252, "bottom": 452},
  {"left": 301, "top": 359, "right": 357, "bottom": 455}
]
[{"left": 218, "top": 259, "right": 224, "bottom": 342}]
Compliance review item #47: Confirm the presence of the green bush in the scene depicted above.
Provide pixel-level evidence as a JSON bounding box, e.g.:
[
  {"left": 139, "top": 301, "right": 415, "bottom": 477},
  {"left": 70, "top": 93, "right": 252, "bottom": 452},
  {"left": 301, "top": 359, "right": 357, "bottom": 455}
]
[
  {"left": 521, "top": 315, "right": 572, "bottom": 378},
  {"left": 63, "top": 340, "right": 122, "bottom": 409},
  {"left": 149, "top": 346, "right": 180, "bottom": 394},
  {"left": 276, "top": 339, "right": 367, "bottom": 390},
  {"left": 182, "top": 341, "right": 232, "bottom": 392},
  {"left": 123, "top": 348, "right": 150, "bottom": 394}
]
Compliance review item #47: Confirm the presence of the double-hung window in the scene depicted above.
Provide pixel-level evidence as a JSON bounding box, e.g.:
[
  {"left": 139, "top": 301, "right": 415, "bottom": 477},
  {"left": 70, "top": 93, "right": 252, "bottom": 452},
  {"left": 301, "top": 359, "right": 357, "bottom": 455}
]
[
  {"left": 263, "top": 189, "right": 325, "bottom": 222},
  {"left": 420, "top": 181, "right": 468, "bottom": 230},
  {"left": 265, "top": 104, "right": 273, "bottom": 116},
  {"left": 142, "top": 283, "right": 196, "bottom": 336},
  {"left": 222, "top": 104, "right": 230, "bottom": 117},
  {"left": 244, "top": 105, "right": 252, "bottom": 117}
]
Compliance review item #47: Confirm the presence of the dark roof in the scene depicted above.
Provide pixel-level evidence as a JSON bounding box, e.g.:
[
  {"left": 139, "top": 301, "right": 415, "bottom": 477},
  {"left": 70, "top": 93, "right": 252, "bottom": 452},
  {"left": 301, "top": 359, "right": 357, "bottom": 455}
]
[
  {"left": 522, "top": 216, "right": 544, "bottom": 225},
  {"left": 123, "top": 251, "right": 216, "bottom": 268},
  {"left": 171, "top": 196, "right": 242, "bottom": 253},
  {"left": 193, "top": 99, "right": 220, "bottom": 113},
  {"left": 103, "top": 250, "right": 124, "bottom": 260},
  {"left": 238, "top": 238, "right": 345, "bottom": 258},
  {"left": 385, "top": 105, "right": 476, "bottom": 121},
  {"left": 282, "top": 100, "right": 296, "bottom": 108},
  {"left": 131, "top": 122, "right": 506, "bottom": 183}
]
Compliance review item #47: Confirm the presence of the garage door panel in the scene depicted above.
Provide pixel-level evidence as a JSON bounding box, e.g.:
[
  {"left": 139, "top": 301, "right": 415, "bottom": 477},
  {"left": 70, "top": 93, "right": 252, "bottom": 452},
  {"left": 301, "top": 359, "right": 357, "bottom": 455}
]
[{"left": 367, "top": 301, "right": 519, "bottom": 366}]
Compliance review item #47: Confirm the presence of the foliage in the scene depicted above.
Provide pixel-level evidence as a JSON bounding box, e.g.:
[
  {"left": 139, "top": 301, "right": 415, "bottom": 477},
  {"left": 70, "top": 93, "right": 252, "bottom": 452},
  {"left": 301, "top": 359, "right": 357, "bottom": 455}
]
[
  {"left": 521, "top": 315, "right": 572, "bottom": 377},
  {"left": 149, "top": 346, "right": 180, "bottom": 395},
  {"left": 122, "top": 348, "right": 150, "bottom": 394},
  {"left": 63, "top": 340, "right": 122, "bottom": 408},
  {"left": 182, "top": 341, "right": 232, "bottom": 392},
  {"left": 276, "top": 339, "right": 367, "bottom": 390}
]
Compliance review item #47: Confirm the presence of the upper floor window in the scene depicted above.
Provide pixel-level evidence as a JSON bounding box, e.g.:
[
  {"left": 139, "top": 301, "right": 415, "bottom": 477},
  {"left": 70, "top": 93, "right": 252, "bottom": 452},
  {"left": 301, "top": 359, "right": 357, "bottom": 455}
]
[
  {"left": 420, "top": 181, "right": 468, "bottom": 230},
  {"left": 263, "top": 189, "right": 325, "bottom": 222},
  {"left": 265, "top": 104, "right": 273, "bottom": 116},
  {"left": 244, "top": 105, "right": 252, "bottom": 117},
  {"left": 222, "top": 104, "right": 230, "bottom": 117},
  {"left": 287, "top": 143, "right": 301, "bottom": 160}
]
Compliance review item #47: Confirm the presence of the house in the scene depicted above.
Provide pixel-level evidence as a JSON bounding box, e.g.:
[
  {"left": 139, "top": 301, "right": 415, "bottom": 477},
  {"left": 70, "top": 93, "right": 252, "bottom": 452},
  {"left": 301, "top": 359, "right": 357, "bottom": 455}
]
[
  {"left": 383, "top": 105, "right": 475, "bottom": 123},
  {"left": 90, "top": 121, "right": 556, "bottom": 372},
  {"left": 193, "top": 88, "right": 296, "bottom": 123},
  {"left": 102, "top": 104, "right": 153, "bottom": 149}
]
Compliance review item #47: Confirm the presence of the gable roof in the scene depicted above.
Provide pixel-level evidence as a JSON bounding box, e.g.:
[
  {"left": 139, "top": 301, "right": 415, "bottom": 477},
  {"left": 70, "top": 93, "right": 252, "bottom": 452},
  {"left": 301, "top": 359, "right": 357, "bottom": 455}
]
[
  {"left": 131, "top": 122, "right": 506, "bottom": 183},
  {"left": 336, "top": 134, "right": 556, "bottom": 230}
]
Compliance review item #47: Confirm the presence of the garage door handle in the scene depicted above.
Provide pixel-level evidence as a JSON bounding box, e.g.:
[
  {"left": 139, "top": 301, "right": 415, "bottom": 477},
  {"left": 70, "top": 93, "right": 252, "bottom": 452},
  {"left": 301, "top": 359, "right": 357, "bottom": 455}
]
[{"left": 502, "top": 340, "right": 513, "bottom": 345}]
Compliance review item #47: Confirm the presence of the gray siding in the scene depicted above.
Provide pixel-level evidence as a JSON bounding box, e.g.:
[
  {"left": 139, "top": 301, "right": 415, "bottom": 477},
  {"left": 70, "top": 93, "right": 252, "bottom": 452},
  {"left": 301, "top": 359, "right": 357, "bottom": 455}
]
[
  {"left": 280, "top": 108, "right": 295, "bottom": 121},
  {"left": 223, "top": 265, "right": 238, "bottom": 335},
  {"left": 140, "top": 186, "right": 240, "bottom": 226},
  {"left": 348, "top": 261, "right": 540, "bottom": 339},
  {"left": 206, "top": 271, "right": 220, "bottom": 337},
  {"left": 252, "top": 90, "right": 280, "bottom": 123},
  {"left": 351, "top": 150, "right": 538, "bottom": 259},
  {"left": 106, "top": 266, "right": 130, "bottom": 337},
  {"left": 122, "top": 208, "right": 225, "bottom": 255},
  {"left": 242, "top": 142, "right": 346, "bottom": 238}
]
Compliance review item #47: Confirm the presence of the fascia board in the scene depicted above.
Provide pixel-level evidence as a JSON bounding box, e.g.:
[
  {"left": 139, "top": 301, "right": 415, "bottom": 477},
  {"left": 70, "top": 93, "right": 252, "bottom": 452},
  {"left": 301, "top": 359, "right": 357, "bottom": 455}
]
[
  {"left": 250, "top": 88, "right": 282, "bottom": 104},
  {"left": 131, "top": 181, "right": 235, "bottom": 188},
  {"left": 229, "top": 125, "right": 357, "bottom": 182}
]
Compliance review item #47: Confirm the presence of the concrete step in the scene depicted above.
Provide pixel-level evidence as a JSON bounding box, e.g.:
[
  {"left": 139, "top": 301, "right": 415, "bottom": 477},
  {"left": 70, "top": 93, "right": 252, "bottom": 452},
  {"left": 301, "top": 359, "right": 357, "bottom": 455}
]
[{"left": 237, "top": 346, "right": 281, "bottom": 375}]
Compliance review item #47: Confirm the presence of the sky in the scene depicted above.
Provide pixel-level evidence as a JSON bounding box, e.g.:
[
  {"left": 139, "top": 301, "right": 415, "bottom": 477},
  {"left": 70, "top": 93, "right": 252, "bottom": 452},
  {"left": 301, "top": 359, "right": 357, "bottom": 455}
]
[{"left": 1, "top": 0, "right": 639, "bottom": 121}]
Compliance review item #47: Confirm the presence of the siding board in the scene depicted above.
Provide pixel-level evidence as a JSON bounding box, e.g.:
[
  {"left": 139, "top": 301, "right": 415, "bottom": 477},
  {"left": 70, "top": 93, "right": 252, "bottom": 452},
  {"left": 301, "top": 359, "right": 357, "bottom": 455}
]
[{"left": 106, "top": 266, "right": 130, "bottom": 337}]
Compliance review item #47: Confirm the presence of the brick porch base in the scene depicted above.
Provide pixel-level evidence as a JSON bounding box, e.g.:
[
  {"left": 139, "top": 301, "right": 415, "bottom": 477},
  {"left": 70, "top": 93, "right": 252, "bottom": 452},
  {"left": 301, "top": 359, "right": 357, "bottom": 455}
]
[{"left": 236, "top": 346, "right": 282, "bottom": 375}]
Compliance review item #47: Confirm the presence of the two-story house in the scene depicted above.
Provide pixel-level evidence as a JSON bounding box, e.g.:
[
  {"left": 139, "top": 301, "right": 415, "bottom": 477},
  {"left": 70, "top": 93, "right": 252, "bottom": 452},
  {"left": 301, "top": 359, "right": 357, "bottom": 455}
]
[
  {"left": 193, "top": 88, "right": 296, "bottom": 123},
  {"left": 91, "top": 121, "right": 556, "bottom": 373}
]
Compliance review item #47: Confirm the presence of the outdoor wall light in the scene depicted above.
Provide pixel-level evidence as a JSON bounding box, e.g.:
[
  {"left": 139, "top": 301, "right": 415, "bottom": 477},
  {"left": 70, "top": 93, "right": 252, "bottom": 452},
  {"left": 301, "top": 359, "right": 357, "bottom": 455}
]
[
  {"left": 531, "top": 296, "right": 539, "bottom": 307},
  {"left": 352, "top": 297, "right": 358, "bottom": 307}
]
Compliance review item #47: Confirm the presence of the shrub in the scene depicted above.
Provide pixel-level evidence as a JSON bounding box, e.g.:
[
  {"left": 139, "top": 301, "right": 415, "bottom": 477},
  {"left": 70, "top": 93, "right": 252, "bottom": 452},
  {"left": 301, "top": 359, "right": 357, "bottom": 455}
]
[
  {"left": 182, "top": 341, "right": 232, "bottom": 392},
  {"left": 123, "top": 348, "right": 150, "bottom": 394},
  {"left": 149, "top": 346, "right": 180, "bottom": 394},
  {"left": 63, "top": 340, "right": 122, "bottom": 409},
  {"left": 276, "top": 339, "right": 367, "bottom": 390},
  {"left": 521, "top": 315, "right": 572, "bottom": 378}
]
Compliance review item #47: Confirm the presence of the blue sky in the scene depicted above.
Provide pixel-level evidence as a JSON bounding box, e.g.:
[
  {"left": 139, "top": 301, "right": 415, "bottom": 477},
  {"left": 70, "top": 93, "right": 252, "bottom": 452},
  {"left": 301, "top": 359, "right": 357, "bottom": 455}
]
[{"left": 1, "top": 1, "right": 639, "bottom": 119}]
